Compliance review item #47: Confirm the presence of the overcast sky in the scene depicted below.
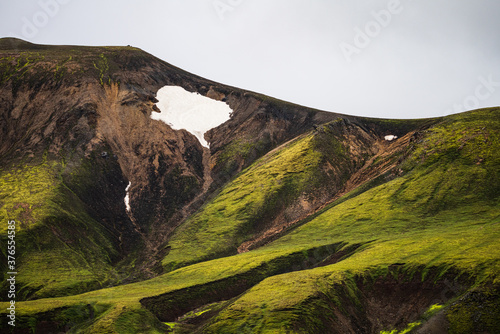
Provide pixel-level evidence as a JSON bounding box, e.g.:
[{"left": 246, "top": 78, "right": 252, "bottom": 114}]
[{"left": 1, "top": 0, "right": 499, "bottom": 119}]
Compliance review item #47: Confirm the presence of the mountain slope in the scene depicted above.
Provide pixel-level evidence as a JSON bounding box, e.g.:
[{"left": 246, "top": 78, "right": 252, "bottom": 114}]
[
  {"left": 0, "top": 37, "right": 342, "bottom": 298},
  {"left": 0, "top": 160, "right": 121, "bottom": 299},
  {"left": 206, "top": 108, "right": 500, "bottom": 333},
  {"left": 0, "top": 39, "right": 499, "bottom": 333},
  {"left": 161, "top": 117, "right": 418, "bottom": 271},
  {"left": 1, "top": 107, "right": 499, "bottom": 333}
]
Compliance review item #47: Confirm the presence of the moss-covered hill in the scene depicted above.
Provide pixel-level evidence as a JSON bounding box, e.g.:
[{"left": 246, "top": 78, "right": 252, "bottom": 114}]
[
  {"left": 0, "top": 37, "right": 341, "bottom": 300},
  {"left": 1, "top": 39, "right": 499, "bottom": 333},
  {"left": 1, "top": 107, "right": 499, "bottom": 333}
]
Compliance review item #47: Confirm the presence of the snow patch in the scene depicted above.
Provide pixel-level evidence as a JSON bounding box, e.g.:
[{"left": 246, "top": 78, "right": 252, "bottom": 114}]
[
  {"left": 151, "top": 86, "right": 233, "bottom": 148},
  {"left": 385, "top": 135, "right": 398, "bottom": 141},
  {"left": 124, "top": 182, "right": 131, "bottom": 212}
]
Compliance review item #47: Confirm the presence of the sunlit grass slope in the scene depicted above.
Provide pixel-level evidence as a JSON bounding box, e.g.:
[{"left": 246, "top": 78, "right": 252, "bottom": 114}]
[
  {"left": 162, "top": 133, "right": 332, "bottom": 271},
  {"left": 163, "top": 134, "right": 322, "bottom": 268},
  {"left": 162, "top": 118, "right": 374, "bottom": 272},
  {"left": 1, "top": 108, "right": 499, "bottom": 333},
  {"left": 0, "top": 161, "right": 119, "bottom": 300},
  {"left": 204, "top": 108, "right": 500, "bottom": 332}
]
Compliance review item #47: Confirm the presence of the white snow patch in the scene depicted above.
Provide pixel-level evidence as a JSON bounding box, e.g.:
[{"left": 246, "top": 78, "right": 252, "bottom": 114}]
[
  {"left": 384, "top": 135, "right": 398, "bottom": 141},
  {"left": 151, "top": 86, "right": 233, "bottom": 148},
  {"left": 124, "top": 182, "right": 131, "bottom": 212}
]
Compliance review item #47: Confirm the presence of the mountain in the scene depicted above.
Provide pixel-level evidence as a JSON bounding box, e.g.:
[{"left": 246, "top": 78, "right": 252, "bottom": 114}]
[{"left": 0, "top": 38, "right": 499, "bottom": 333}]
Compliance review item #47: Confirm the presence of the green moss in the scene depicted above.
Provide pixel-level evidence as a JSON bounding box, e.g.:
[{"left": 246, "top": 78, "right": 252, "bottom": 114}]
[
  {"left": 201, "top": 109, "right": 500, "bottom": 332},
  {"left": 68, "top": 302, "right": 167, "bottom": 334},
  {"left": 93, "top": 53, "right": 110, "bottom": 86},
  {"left": 54, "top": 55, "right": 72, "bottom": 81},
  {"left": 0, "top": 302, "right": 111, "bottom": 333},
  {"left": 447, "top": 288, "right": 500, "bottom": 334},
  {"left": 217, "top": 138, "right": 268, "bottom": 173},
  {"left": 162, "top": 134, "right": 324, "bottom": 271},
  {"left": 423, "top": 303, "right": 444, "bottom": 319},
  {"left": 0, "top": 161, "right": 119, "bottom": 300},
  {"left": 379, "top": 304, "right": 444, "bottom": 334},
  {"left": 380, "top": 323, "right": 421, "bottom": 334},
  {"left": 113, "top": 304, "right": 168, "bottom": 334},
  {"left": 162, "top": 119, "right": 375, "bottom": 272},
  {"left": 0, "top": 106, "right": 499, "bottom": 332},
  {"left": 0, "top": 162, "right": 58, "bottom": 232},
  {"left": 0, "top": 52, "right": 46, "bottom": 85}
]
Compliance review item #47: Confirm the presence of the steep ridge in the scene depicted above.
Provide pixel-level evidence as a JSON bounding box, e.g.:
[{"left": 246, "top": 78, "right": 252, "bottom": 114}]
[
  {"left": 0, "top": 40, "right": 203, "bottom": 294},
  {"left": 0, "top": 38, "right": 499, "bottom": 333},
  {"left": 0, "top": 38, "right": 342, "bottom": 298},
  {"left": 237, "top": 120, "right": 431, "bottom": 252}
]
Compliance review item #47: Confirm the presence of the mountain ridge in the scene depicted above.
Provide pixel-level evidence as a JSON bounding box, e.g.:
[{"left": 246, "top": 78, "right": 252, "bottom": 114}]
[{"left": 0, "top": 39, "right": 499, "bottom": 333}]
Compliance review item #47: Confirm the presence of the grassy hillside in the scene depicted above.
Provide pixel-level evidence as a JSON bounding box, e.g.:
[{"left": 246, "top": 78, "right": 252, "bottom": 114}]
[
  {"left": 162, "top": 134, "right": 324, "bottom": 270},
  {"left": 204, "top": 107, "right": 500, "bottom": 333},
  {"left": 2, "top": 38, "right": 358, "bottom": 291},
  {"left": 162, "top": 119, "right": 374, "bottom": 271},
  {"left": 0, "top": 158, "right": 122, "bottom": 300},
  {"left": 1, "top": 108, "right": 499, "bottom": 333}
]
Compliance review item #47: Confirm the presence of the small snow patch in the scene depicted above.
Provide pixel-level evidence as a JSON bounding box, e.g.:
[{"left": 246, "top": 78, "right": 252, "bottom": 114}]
[
  {"left": 124, "top": 182, "right": 131, "bottom": 212},
  {"left": 385, "top": 135, "right": 398, "bottom": 141},
  {"left": 151, "top": 86, "right": 233, "bottom": 148}
]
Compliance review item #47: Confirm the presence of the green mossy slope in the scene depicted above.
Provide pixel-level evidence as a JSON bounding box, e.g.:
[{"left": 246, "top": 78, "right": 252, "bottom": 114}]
[
  {"left": 1, "top": 108, "right": 499, "bottom": 333},
  {"left": 204, "top": 108, "right": 500, "bottom": 333},
  {"left": 162, "top": 118, "right": 377, "bottom": 272},
  {"left": 161, "top": 134, "right": 323, "bottom": 270},
  {"left": 0, "top": 160, "right": 120, "bottom": 300}
]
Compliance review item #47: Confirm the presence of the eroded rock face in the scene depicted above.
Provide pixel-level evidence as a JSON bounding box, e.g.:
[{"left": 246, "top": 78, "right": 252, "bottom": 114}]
[
  {"left": 0, "top": 73, "right": 207, "bottom": 281},
  {"left": 0, "top": 39, "right": 345, "bottom": 282}
]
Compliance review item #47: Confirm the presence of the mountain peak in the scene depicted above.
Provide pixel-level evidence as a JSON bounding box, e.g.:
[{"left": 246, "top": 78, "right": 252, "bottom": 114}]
[{"left": 1, "top": 41, "right": 499, "bottom": 333}]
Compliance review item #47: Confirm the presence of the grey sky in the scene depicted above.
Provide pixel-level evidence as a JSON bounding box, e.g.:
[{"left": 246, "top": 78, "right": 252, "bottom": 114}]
[{"left": 1, "top": 0, "right": 499, "bottom": 119}]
